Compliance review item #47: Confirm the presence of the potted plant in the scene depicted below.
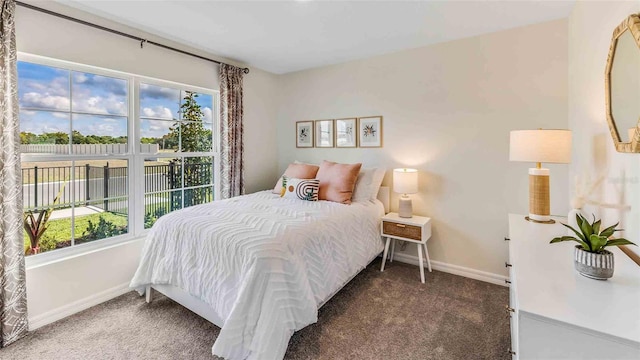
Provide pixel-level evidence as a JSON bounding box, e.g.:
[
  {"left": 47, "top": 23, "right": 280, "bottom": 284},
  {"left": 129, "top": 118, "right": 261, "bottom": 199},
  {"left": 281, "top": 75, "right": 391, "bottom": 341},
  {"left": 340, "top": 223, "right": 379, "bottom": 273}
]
[{"left": 550, "top": 214, "right": 636, "bottom": 280}]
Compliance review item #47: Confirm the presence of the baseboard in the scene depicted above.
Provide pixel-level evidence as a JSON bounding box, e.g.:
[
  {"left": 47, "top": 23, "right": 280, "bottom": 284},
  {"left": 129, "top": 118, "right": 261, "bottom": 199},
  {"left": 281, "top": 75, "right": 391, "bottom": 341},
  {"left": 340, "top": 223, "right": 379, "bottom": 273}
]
[
  {"left": 390, "top": 253, "right": 508, "bottom": 286},
  {"left": 28, "top": 282, "right": 132, "bottom": 331}
]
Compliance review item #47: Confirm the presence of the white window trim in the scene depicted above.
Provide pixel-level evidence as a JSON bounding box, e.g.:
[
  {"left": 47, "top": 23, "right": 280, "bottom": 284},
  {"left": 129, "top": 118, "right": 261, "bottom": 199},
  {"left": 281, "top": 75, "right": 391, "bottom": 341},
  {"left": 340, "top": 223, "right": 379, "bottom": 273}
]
[{"left": 19, "top": 53, "right": 220, "bottom": 269}]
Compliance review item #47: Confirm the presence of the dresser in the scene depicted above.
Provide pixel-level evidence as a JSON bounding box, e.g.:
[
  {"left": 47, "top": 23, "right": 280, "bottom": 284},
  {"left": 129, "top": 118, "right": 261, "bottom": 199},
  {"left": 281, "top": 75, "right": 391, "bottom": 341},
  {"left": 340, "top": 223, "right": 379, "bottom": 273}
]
[{"left": 507, "top": 214, "right": 640, "bottom": 359}]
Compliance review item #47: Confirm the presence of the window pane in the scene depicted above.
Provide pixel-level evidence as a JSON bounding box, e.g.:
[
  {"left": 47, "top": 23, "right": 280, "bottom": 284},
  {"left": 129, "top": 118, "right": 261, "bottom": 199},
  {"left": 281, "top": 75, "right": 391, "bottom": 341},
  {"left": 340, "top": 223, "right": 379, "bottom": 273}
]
[
  {"left": 184, "top": 156, "right": 213, "bottom": 188},
  {"left": 72, "top": 72, "right": 128, "bottom": 116},
  {"left": 72, "top": 114, "right": 128, "bottom": 154},
  {"left": 185, "top": 187, "right": 213, "bottom": 208},
  {"left": 73, "top": 159, "right": 128, "bottom": 245},
  {"left": 180, "top": 121, "right": 212, "bottom": 152},
  {"left": 140, "top": 83, "right": 179, "bottom": 120},
  {"left": 144, "top": 190, "right": 182, "bottom": 229},
  {"left": 18, "top": 61, "right": 70, "bottom": 111},
  {"left": 22, "top": 159, "right": 129, "bottom": 256},
  {"left": 143, "top": 158, "right": 182, "bottom": 229},
  {"left": 140, "top": 119, "right": 178, "bottom": 152},
  {"left": 20, "top": 110, "right": 70, "bottom": 154}
]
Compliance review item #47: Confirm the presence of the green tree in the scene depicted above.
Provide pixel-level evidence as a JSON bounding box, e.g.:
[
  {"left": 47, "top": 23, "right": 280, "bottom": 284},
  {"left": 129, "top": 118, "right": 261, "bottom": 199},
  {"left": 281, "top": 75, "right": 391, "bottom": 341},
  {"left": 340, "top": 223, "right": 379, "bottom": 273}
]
[{"left": 165, "top": 91, "right": 213, "bottom": 210}]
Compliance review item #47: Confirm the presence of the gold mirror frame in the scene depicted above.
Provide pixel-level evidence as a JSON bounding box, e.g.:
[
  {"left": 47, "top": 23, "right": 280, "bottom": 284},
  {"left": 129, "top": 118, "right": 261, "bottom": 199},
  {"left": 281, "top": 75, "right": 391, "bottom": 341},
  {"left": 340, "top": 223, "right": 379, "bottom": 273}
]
[{"left": 605, "top": 13, "right": 640, "bottom": 153}]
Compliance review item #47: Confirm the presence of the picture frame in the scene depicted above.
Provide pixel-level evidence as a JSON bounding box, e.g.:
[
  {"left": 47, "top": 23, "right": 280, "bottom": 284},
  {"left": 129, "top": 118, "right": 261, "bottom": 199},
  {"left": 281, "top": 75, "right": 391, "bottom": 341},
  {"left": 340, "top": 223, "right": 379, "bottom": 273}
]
[
  {"left": 314, "top": 119, "right": 334, "bottom": 148},
  {"left": 335, "top": 118, "right": 357, "bottom": 148},
  {"left": 358, "top": 116, "right": 383, "bottom": 148},
  {"left": 296, "top": 121, "right": 314, "bottom": 148}
]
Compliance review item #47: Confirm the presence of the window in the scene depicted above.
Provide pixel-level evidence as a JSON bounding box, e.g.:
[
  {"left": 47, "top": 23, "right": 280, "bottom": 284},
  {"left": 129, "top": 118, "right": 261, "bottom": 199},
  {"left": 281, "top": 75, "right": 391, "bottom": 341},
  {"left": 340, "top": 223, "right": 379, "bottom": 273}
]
[{"left": 18, "top": 56, "right": 218, "bottom": 258}]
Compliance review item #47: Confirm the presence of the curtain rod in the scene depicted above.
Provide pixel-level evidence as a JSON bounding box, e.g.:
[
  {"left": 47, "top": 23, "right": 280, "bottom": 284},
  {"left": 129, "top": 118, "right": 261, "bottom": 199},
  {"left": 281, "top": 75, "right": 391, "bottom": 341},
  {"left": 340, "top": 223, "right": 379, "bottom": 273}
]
[{"left": 15, "top": 1, "right": 250, "bottom": 74}]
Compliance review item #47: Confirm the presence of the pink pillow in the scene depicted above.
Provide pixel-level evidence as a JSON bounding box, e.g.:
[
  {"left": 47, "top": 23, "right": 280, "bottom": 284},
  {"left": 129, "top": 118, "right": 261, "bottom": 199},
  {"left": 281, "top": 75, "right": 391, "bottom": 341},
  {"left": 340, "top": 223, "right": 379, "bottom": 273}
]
[
  {"left": 315, "top": 160, "right": 362, "bottom": 204},
  {"left": 273, "top": 163, "right": 320, "bottom": 193}
]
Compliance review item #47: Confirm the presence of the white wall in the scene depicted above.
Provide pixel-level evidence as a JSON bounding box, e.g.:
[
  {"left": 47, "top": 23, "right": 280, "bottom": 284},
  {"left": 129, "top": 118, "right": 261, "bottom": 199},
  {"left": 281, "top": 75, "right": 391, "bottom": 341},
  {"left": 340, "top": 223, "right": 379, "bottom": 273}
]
[
  {"left": 16, "top": 1, "right": 279, "bottom": 327},
  {"left": 277, "top": 19, "right": 569, "bottom": 277},
  {"left": 568, "top": 1, "right": 640, "bottom": 257}
]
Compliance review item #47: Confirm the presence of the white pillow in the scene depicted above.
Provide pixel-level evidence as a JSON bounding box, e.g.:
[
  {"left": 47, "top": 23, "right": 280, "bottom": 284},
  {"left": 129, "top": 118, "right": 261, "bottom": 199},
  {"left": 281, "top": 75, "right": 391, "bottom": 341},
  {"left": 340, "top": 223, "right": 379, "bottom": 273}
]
[
  {"left": 281, "top": 177, "right": 320, "bottom": 201},
  {"left": 352, "top": 168, "right": 386, "bottom": 202}
]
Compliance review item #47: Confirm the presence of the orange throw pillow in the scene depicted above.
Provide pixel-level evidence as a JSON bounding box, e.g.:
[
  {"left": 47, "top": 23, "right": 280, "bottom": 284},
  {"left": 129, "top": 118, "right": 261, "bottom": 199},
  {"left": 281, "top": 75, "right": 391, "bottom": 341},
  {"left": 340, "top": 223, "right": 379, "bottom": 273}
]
[
  {"left": 315, "top": 160, "right": 362, "bottom": 204},
  {"left": 273, "top": 163, "right": 320, "bottom": 193}
]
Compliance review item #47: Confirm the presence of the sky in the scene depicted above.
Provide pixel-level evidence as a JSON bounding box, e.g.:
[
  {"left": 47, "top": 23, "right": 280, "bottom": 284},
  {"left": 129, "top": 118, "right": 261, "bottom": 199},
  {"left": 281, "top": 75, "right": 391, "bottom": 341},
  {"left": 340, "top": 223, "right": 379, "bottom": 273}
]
[{"left": 17, "top": 61, "right": 214, "bottom": 141}]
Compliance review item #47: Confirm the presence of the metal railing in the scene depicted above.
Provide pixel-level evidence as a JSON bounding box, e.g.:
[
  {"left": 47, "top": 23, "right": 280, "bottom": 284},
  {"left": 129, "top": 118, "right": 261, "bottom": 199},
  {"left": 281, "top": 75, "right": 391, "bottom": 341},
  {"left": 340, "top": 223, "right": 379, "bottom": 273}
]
[{"left": 22, "top": 161, "right": 213, "bottom": 216}]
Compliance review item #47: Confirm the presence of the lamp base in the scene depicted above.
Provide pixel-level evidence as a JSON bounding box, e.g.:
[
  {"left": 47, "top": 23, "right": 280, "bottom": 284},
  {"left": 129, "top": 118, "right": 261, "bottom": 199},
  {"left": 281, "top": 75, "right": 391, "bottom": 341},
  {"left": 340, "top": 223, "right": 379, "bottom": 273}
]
[
  {"left": 528, "top": 168, "right": 554, "bottom": 225},
  {"left": 525, "top": 216, "right": 556, "bottom": 224},
  {"left": 398, "top": 196, "right": 413, "bottom": 218}
]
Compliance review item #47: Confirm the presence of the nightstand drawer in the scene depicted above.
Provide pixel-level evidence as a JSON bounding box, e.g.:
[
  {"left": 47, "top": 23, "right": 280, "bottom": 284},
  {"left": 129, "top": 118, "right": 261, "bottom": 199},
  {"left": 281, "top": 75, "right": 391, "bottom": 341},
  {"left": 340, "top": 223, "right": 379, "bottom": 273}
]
[{"left": 382, "top": 221, "right": 421, "bottom": 240}]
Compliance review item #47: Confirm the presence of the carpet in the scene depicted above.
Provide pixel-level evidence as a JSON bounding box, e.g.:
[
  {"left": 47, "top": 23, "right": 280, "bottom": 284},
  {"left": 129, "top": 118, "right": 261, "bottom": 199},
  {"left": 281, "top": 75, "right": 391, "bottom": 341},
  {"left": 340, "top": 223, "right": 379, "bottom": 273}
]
[{"left": 0, "top": 259, "right": 510, "bottom": 359}]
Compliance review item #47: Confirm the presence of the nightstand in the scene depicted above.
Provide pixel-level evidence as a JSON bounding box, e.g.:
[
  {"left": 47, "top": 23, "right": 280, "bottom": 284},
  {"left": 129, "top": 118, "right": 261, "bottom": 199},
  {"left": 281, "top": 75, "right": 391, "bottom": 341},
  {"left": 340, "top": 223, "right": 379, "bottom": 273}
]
[{"left": 380, "top": 212, "right": 432, "bottom": 283}]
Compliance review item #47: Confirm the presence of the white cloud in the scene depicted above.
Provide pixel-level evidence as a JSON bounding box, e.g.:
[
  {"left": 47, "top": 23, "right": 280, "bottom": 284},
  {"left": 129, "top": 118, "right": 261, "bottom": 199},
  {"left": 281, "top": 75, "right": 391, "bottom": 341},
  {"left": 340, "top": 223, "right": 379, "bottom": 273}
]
[
  {"left": 21, "top": 92, "right": 70, "bottom": 110},
  {"left": 203, "top": 107, "right": 213, "bottom": 122},
  {"left": 142, "top": 106, "right": 173, "bottom": 119}
]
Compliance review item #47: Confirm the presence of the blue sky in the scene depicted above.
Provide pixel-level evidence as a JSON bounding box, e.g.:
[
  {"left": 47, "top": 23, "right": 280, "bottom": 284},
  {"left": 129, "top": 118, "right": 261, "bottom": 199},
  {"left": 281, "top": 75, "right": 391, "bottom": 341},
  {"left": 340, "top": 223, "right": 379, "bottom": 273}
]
[{"left": 18, "top": 61, "right": 213, "bottom": 140}]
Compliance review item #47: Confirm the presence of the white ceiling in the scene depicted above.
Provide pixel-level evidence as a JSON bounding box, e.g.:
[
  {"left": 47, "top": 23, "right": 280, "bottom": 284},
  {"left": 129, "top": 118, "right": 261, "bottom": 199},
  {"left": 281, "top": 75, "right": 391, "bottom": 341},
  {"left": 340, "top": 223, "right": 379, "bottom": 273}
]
[{"left": 54, "top": 0, "right": 575, "bottom": 74}]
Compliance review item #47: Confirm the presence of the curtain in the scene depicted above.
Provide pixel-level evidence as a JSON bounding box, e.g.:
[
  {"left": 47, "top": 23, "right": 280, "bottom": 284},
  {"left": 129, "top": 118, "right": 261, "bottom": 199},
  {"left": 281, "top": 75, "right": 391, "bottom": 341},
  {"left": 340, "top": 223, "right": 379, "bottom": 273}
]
[
  {"left": 219, "top": 64, "right": 245, "bottom": 199},
  {"left": 0, "top": 0, "right": 28, "bottom": 347}
]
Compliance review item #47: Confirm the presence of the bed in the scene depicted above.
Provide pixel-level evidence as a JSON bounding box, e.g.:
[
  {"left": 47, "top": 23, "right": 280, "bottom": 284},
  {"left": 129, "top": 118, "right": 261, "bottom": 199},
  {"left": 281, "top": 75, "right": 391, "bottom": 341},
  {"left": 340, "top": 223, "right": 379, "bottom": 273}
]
[{"left": 129, "top": 187, "right": 389, "bottom": 360}]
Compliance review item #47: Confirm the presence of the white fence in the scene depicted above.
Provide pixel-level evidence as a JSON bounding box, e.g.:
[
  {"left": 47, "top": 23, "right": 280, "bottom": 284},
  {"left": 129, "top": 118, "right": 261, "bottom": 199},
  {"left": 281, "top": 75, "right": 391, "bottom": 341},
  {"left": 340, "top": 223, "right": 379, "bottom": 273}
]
[{"left": 21, "top": 144, "right": 159, "bottom": 154}]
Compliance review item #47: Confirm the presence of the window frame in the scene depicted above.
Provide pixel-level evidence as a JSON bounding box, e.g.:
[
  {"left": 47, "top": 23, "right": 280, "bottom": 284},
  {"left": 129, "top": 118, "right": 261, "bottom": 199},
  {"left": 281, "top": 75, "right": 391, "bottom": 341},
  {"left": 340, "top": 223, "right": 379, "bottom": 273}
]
[{"left": 19, "top": 53, "right": 220, "bottom": 268}]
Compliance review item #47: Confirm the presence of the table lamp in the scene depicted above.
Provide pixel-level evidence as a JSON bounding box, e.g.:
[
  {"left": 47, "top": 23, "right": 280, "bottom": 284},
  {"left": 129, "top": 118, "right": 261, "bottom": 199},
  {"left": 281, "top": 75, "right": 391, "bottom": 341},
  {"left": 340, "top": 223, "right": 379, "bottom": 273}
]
[
  {"left": 509, "top": 129, "right": 572, "bottom": 224},
  {"left": 393, "top": 168, "right": 418, "bottom": 218}
]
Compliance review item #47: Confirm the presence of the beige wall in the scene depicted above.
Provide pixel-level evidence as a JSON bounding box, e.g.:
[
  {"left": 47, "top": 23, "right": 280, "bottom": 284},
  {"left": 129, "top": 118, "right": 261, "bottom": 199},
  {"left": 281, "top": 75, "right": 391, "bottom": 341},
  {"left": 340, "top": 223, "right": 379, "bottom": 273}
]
[
  {"left": 16, "top": 1, "right": 279, "bottom": 326},
  {"left": 568, "top": 1, "right": 640, "bottom": 256},
  {"left": 277, "top": 19, "right": 569, "bottom": 276}
]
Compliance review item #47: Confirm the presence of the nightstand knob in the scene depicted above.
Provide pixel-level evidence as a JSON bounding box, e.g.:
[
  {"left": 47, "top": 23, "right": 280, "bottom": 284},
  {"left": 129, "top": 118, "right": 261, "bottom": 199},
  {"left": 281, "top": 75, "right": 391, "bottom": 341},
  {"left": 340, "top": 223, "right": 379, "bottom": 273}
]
[
  {"left": 395, "top": 223, "right": 406, "bottom": 228},
  {"left": 504, "top": 237, "right": 510, "bottom": 241},
  {"left": 505, "top": 305, "right": 515, "bottom": 313},
  {"left": 508, "top": 349, "right": 516, "bottom": 356},
  {"left": 505, "top": 279, "right": 511, "bottom": 284},
  {"left": 505, "top": 262, "right": 512, "bottom": 268}
]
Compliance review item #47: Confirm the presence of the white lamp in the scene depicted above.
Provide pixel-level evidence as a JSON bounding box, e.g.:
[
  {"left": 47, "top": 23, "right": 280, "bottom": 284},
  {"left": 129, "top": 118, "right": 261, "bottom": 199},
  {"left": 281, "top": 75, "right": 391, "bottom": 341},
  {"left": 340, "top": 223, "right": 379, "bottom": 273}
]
[
  {"left": 510, "top": 129, "right": 572, "bottom": 224},
  {"left": 393, "top": 168, "right": 418, "bottom": 218}
]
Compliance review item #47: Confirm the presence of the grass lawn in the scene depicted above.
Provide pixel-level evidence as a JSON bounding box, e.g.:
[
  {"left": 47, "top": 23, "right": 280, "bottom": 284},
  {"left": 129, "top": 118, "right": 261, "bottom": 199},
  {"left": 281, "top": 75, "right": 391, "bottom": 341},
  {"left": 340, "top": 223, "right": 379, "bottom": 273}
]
[{"left": 24, "top": 212, "right": 128, "bottom": 255}]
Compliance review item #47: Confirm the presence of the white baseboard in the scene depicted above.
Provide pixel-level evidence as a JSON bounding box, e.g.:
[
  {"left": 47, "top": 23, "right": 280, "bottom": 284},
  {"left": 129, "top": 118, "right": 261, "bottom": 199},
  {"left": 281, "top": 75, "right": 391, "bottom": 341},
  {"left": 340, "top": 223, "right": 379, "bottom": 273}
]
[
  {"left": 28, "top": 282, "right": 132, "bottom": 331},
  {"left": 390, "top": 253, "right": 508, "bottom": 287}
]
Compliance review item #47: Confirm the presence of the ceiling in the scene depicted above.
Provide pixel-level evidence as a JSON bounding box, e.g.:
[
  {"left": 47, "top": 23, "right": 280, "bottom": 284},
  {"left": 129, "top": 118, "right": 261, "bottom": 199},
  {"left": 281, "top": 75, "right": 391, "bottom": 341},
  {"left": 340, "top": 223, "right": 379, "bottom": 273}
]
[{"left": 54, "top": 0, "right": 575, "bottom": 74}]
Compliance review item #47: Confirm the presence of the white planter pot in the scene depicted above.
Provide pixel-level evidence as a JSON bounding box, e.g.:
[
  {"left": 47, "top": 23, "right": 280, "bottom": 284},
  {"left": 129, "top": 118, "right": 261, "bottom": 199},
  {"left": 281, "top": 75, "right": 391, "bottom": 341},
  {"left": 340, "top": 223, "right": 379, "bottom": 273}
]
[{"left": 574, "top": 246, "right": 614, "bottom": 280}]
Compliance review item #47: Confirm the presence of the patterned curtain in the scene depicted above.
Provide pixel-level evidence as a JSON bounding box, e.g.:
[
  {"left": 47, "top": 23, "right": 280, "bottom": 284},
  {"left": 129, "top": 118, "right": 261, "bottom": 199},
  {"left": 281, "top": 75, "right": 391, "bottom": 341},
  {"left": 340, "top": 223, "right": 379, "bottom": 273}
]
[
  {"left": 0, "top": 0, "right": 28, "bottom": 347},
  {"left": 219, "top": 64, "right": 244, "bottom": 199}
]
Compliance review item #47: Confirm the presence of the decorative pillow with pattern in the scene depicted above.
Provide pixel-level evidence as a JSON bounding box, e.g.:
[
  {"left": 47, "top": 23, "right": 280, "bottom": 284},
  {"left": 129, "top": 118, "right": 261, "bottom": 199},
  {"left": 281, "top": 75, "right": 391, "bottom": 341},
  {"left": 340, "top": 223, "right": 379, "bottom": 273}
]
[{"left": 281, "top": 177, "right": 320, "bottom": 201}]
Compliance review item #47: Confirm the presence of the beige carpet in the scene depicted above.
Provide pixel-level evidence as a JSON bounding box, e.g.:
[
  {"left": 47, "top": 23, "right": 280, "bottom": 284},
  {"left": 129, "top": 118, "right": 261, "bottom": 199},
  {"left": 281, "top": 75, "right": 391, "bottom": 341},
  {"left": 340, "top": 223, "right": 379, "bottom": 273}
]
[{"left": 0, "top": 259, "right": 510, "bottom": 360}]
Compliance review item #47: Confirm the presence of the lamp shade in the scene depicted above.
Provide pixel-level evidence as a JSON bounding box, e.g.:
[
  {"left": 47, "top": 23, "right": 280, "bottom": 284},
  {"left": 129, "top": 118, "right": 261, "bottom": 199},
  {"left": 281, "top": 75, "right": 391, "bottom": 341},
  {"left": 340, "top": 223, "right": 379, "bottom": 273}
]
[
  {"left": 393, "top": 168, "right": 418, "bottom": 194},
  {"left": 509, "top": 129, "right": 572, "bottom": 164}
]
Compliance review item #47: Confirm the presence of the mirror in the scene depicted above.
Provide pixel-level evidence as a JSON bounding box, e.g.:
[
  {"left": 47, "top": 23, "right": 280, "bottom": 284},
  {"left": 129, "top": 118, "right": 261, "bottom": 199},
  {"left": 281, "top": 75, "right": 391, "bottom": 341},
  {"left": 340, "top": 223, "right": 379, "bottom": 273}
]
[{"left": 605, "top": 14, "right": 640, "bottom": 153}]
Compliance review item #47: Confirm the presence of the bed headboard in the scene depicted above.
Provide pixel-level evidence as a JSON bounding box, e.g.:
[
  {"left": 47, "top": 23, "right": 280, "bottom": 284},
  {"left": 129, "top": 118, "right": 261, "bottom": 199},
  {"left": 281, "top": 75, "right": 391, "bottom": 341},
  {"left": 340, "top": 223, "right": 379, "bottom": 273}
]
[{"left": 377, "top": 186, "right": 390, "bottom": 214}]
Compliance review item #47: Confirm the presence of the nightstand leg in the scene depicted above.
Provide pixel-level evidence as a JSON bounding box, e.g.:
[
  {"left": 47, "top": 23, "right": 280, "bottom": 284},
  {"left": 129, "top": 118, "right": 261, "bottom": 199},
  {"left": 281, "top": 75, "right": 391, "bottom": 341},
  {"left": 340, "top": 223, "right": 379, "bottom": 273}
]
[
  {"left": 381, "top": 237, "right": 391, "bottom": 272},
  {"left": 417, "top": 243, "right": 425, "bottom": 283},
  {"left": 423, "top": 243, "right": 432, "bottom": 272},
  {"left": 390, "top": 239, "right": 396, "bottom": 262}
]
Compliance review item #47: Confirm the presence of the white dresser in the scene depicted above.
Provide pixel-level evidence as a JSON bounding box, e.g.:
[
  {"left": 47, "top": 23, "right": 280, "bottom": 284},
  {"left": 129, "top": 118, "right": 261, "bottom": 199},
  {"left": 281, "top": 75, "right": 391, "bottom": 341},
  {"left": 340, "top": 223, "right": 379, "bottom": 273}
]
[{"left": 507, "top": 214, "right": 640, "bottom": 359}]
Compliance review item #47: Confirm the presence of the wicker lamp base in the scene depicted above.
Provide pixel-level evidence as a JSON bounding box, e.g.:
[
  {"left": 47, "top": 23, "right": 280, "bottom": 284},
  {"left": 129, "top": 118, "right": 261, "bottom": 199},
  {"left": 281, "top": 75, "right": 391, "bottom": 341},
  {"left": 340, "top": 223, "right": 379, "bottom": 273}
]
[{"left": 527, "top": 168, "right": 554, "bottom": 224}]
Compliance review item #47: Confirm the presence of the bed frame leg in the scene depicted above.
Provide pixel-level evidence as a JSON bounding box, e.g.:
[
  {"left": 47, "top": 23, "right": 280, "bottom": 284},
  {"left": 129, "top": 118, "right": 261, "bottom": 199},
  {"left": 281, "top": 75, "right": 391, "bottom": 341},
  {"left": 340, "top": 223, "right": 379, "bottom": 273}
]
[{"left": 145, "top": 285, "right": 152, "bottom": 303}]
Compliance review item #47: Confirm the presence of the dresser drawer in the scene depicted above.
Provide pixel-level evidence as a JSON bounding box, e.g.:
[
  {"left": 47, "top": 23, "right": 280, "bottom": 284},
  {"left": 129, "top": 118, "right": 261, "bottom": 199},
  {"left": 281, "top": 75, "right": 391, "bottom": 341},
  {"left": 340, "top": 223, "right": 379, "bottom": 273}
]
[{"left": 382, "top": 221, "right": 422, "bottom": 240}]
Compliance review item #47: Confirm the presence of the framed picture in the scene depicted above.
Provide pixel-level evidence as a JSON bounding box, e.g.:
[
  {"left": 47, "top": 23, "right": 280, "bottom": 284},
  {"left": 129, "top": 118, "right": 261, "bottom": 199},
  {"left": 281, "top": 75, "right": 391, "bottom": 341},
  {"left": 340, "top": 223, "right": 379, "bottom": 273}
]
[
  {"left": 296, "top": 121, "right": 314, "bottom": 148},
  {"left": 335, "top": 118, "right": 357, "bottom": 148},
  {"left": 315, "top": 119, "right": 334, "bottom": 148},
  {"left": 358, "top": 116, "right": 383, "bottom": 148}
]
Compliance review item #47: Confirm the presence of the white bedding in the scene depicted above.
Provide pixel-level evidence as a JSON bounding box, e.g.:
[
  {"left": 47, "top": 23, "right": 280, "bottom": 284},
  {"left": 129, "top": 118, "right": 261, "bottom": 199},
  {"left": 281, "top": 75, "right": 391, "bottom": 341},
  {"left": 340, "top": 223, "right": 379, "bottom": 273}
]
[{"left": 129, "top": 191, "right": 384, "bottom": 359}]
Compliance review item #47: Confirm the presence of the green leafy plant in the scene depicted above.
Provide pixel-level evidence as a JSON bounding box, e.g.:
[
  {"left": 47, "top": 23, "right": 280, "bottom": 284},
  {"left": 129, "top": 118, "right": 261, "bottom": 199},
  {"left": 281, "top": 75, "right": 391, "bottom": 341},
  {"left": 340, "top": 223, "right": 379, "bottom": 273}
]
[
  {"left": 82, "top": 216, "right": 126, "bottom": 241},
  {"left": 23, "top": 183, "right": 66, "bottom": 255},
  {"left": 550, "top": 214, "right": 636, "bottom": 253}
]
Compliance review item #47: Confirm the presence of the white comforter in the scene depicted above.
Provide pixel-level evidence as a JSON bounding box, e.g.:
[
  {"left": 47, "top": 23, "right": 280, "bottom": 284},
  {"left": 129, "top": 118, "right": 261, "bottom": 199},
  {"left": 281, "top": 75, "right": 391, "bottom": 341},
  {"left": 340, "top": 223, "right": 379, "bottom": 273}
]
[{"left": 129, "top": 191, "right": 384, "bottom": 359}]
